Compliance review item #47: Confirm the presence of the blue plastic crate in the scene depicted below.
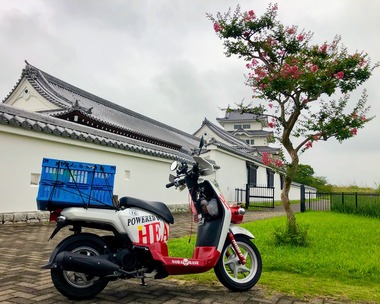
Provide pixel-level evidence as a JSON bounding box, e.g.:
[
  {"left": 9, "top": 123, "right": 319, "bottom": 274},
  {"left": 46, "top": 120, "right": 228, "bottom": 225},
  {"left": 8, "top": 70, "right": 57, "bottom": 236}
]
[{"left": 37, "top": 158, "right": 116, "bottom": 210}]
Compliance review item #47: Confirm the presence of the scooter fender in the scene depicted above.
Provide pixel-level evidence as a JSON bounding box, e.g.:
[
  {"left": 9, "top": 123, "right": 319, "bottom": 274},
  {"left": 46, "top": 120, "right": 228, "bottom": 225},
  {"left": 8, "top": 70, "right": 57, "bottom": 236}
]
[{"left": 229, "top": 225, "right": 255, "bottom": 239}]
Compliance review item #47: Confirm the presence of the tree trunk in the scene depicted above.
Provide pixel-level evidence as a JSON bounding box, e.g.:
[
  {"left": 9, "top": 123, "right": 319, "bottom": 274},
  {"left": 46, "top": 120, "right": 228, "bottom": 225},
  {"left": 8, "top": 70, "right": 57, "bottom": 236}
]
[
  {"left": 281, "top": 175, "right": 298, "bottom": 233},
  {"left": 281, "top": 146, "right": 300, "bottom": 234}
]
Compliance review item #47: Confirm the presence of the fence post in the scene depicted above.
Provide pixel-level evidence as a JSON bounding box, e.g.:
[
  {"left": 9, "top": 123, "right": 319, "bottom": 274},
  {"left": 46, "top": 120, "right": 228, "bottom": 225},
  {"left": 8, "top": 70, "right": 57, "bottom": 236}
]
[
  {"left": 300, "top": 184, "right": 305, "bottom": 212},
  {"left": 245, "top": 184, "right": 250, "bottom": 209},
  {"left": 355, "top": 192, "right": 358, "bottom": 210}
]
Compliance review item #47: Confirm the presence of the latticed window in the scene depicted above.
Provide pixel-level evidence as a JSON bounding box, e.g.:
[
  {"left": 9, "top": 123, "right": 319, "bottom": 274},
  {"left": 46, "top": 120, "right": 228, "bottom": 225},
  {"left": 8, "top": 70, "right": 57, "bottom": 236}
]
[
  {"left": 267, "top": 169, "right": 274, "bottom": 188},
  {"left": 247, "top": 163, "right": 257, "bottom": 186}
]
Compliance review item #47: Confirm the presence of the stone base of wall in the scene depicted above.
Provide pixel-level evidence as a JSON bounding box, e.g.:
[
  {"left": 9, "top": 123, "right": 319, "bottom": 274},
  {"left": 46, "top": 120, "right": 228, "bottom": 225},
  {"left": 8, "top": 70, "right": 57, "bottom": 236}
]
[
  {"left": 0, "top": 204, "right": 190, "bottom": 225},
  {"left": 168, "top": 203, "right": 190, "bottom": 213},
  {"left": 0, "top": 211, "right": 50, "bottom": 225}
]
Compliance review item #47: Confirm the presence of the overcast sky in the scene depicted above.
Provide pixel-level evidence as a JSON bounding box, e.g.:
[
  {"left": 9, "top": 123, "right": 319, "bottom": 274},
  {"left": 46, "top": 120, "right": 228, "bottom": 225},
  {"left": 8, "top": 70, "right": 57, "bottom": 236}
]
[{"left": 1, "top": 0, "right": 379, "bottom": 187}]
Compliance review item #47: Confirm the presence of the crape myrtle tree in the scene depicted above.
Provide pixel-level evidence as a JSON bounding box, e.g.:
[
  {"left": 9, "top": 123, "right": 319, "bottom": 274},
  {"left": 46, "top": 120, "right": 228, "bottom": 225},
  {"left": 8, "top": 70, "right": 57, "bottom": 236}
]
[{"left": 208, "top": 4, "right": 378, "bottom": 235}]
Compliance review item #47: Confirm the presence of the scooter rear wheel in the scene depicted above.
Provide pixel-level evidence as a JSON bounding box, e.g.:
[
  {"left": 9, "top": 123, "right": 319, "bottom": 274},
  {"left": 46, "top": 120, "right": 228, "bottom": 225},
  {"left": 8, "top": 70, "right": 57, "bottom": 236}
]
[
  {"left": 214, "top": 235, "right": 262, "bottom": 291},
  {"left": 50, "top": 235, "right": 109, "bottom": 300}
]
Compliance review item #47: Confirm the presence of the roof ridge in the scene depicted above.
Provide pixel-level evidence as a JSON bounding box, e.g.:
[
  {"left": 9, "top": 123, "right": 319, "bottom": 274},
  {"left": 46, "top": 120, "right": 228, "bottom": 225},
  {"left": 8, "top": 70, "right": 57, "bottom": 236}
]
[
  {"left": 203, "top": 118, "right": 253, "bottom": 148},
  {"left": 26, "top": 62, "right": 199, "bottom": 140}
]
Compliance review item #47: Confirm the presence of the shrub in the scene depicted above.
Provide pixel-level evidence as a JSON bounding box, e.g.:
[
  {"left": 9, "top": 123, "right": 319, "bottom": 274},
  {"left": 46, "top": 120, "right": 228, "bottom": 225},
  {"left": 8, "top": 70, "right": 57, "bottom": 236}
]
[{"left": 272, "top": 223, "right": 310, "bottom": 247}]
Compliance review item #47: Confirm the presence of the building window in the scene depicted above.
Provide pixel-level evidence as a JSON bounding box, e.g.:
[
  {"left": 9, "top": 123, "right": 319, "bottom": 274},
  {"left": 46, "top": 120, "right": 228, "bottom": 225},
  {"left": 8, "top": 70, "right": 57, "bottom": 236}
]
[
  {"left": 247, "top": 163, "right": 257, "bottom": 186},
  {"left": 30, "top": 173, "right": 40, "bottom": 186},
  {"left": 234, "top": 124, "right": 241, "bottom": 129},
  {"left": 250, "top": 139, "right": 255, "bottom": 145},
  {"left": 266, "top": 169, "right": 274, "bottom": 188},
  {"left": 280, "top": 175, "right": 284, "bottom": 189},
  {"left": 243, "top": 124, "right": 250, "bottom": 129}
]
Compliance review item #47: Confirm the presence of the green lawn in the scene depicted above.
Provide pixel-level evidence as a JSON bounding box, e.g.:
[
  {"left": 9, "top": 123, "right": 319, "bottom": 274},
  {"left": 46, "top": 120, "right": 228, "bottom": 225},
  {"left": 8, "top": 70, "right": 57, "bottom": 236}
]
[{"left": 167, "top": 212, "right": 380, "bottom": 303}]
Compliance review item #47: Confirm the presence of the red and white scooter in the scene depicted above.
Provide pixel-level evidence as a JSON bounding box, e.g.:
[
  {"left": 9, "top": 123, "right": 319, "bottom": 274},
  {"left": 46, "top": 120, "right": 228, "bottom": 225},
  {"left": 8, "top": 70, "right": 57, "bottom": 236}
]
[{"left": 41, "top": 143, "right": 262, "bottom": 300}]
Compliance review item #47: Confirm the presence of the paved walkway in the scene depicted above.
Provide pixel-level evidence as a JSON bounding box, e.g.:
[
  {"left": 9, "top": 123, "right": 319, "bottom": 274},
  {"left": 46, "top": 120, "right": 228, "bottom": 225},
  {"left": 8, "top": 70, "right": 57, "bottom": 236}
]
[{"left": 0, "top": 207, "right": 358, "bottom": 304}]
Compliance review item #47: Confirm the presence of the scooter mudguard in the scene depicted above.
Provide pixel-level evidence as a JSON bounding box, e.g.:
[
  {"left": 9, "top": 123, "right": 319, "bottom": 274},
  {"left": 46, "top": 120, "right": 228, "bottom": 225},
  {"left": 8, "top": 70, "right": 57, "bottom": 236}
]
[{"left": 229, "top": 225, "right": 254, "bottom": 239}]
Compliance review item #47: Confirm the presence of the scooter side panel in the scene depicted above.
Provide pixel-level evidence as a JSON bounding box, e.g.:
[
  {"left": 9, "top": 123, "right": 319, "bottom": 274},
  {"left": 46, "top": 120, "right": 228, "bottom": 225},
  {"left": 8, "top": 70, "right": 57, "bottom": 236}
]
[
  {"left": 118, "top": 208, "right": 170, "bottom": 244},
  {"left": 61, "top": 208, "right": 125, "bottom": 232}
]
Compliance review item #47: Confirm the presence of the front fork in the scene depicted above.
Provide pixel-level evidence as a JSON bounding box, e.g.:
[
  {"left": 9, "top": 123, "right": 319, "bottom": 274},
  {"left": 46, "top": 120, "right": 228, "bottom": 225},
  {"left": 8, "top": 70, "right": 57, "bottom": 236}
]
[{"left": 227, "top": 229, "right": 246, "bottom": 265}]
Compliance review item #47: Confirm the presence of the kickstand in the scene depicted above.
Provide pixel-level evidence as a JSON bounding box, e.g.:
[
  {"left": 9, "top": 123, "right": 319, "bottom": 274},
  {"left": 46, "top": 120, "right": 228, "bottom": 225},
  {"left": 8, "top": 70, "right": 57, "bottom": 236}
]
[{"left": 140, "top": 278, "right": 147, "bottom": 286}]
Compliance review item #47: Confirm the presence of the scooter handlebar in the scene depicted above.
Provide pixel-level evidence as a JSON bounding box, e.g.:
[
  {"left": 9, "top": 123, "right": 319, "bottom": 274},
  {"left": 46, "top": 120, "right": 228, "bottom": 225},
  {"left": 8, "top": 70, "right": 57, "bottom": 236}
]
[
  {"left": 166, "top": 181, "right": 175, "bottom": 188},
  {"left": 166, "top": 176, "right": 185, "bottom": 188}
]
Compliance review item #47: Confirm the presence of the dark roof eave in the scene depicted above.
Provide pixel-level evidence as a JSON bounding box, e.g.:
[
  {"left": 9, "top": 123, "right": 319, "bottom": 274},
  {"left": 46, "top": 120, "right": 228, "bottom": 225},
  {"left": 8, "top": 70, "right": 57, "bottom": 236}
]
[{"left": 0, "top": 103, "right": 193, "bottom": 162}]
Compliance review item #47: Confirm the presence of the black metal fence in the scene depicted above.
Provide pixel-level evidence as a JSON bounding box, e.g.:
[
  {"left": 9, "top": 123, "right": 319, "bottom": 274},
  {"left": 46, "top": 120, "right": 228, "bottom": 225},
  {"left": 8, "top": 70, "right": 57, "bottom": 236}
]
[
  {"left": 301, "top": 189, "right": 330, "bottom": 212},
  {"left": 236, "top": 184, "right": 380, "bottom": 217},
  {"left": 301, "top": 187, "right": 380, "bottom": 218},
  {"left": 235, "top": 185, "right": 274, "bottom": 209}
]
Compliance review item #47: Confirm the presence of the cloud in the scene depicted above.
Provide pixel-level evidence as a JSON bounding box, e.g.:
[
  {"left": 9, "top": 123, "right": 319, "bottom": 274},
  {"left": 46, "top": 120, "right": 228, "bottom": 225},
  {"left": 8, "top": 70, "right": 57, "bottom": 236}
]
[{"left": 0, "top": 0, "right": 379, "bottom": 186}]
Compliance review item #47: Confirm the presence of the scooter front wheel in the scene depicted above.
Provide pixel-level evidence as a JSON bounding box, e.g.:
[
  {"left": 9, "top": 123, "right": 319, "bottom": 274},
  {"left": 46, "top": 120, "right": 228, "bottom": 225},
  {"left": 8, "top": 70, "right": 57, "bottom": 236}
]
[{"left": 214, "top": 235, "right": 262, "bottom": 291}]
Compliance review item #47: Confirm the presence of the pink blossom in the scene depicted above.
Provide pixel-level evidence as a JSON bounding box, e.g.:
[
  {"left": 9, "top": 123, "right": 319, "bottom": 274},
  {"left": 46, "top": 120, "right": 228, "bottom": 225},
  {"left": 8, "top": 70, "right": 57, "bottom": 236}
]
[
  {"left": 297, "top": 34, "right": 304, "bottom": 41},
  {"left": 251, "top": 58, "right": 259, "bottom": 66},
  {"left": 271, "top": 4, "right": 278, "bottom": 11},
  {"left": 287, "top": 26, "right": 296, "bottom": 35},
  {"left": 268, "top": 122, "right": 275, "bottom": 128},
  {"left": 281, "top": 63, "right": 302, "bottom": 79},
  {"left": 262, "top": 152, "right": 272, "bottom": 166},
  {"left": 268, "top": 103, "right": 273, "bottom": 108},
  {"left": 246, "top": 63, "right": 251, "bottom": 69},
  {"left": 305, "top": 141, "right": 313, "bottom": 149},
  {"left": 320, "top": 43, "right": 328, "bottom": 53},
  {"left": 360, "top": 115, "right": 366, "bottom": 121},
  {"left": 275, "top": 159, "right": 283, "bottom": 167},
  {"left": 334, "top": 71, "right": 344, "bottom": 79},
  {"left": 214, "top": 22, "right": 222, "bottom": 33},
  {"left": 313, "top": 134, "right": 321, "bottom": 141},
  {"left": 302, "top": 98, "right": 308, "bottom": 104},
  {"left": 311, "top": 64, "right": 318, "bottom": 73},
  {"left": 351, "top": 128, "right": 358, "bottom": 135},
  {"left": 244, "top": 10, "right": 256, "bottom": 21}
]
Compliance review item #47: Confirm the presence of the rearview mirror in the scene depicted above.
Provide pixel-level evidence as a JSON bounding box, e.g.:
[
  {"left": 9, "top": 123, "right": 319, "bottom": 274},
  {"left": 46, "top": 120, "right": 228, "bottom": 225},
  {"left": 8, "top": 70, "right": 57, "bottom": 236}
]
[{"left": 170, "top": 161, "right": 178, "bottom": 171}]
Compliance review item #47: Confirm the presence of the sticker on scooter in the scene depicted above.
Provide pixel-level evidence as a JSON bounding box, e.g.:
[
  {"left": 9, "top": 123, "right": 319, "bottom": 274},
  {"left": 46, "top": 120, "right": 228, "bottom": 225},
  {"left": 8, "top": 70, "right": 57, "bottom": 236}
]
[
  {"left": 127, "top": 214, "right": 159, "bottom": 226},
  {"left": 138, "top": 222, "right": 169, "bottom": 244},
  {"left": 129, "top": 209, "right": 139, "bottom": 216},
  {"left": 171, "top": 258, "right": 200, "bottom": 266}
]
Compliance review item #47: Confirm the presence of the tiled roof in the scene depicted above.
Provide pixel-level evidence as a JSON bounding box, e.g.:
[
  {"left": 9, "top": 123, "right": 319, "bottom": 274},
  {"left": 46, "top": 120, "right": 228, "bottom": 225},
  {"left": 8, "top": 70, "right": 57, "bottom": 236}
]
[
  {"left": 1, "top": 62, "right": 280, "bottom": 165},
  {"left": 231, "top": 128, "right": 272, "bottom": 137},
  {"left": 196, "top": 118, "right": 281, "bottom": 157},
  {"left": 197, "top": 118, "right": 255, "bottom": 150},
  {"left": 217, "top": 109, "right": 267, "bottom": 123},
  {"left": 7, "top": 62, "right": 200, "bottom": 154},
  {"left": 0, "top": 103, "right": 193, "bottom": 162}
]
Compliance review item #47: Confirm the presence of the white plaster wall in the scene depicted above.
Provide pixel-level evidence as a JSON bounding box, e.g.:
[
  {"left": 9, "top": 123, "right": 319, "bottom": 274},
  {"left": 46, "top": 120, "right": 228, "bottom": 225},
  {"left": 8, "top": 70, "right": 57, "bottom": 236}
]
[
  {"left": 0, "top": 126, "right": 189, "bottom": 213},
  {"left": 205, "top": 146, "right": 300, "bottom": 202},
  {"left": 207, "top": 148, "right": 247, "bottom": 202}
]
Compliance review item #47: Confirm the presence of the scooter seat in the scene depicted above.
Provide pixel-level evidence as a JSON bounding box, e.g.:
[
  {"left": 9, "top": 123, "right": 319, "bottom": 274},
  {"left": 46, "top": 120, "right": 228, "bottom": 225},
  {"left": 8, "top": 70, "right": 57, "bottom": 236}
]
[{"left": 119, "top": 196, "right": 174, "bottom": 224}]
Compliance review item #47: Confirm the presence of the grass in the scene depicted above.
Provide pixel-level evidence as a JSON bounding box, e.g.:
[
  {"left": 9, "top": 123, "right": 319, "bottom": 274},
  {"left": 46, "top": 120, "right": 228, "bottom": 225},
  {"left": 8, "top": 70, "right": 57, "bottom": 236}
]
[{"left": 167, "top": 212, "right": 380, "bottom": 303}]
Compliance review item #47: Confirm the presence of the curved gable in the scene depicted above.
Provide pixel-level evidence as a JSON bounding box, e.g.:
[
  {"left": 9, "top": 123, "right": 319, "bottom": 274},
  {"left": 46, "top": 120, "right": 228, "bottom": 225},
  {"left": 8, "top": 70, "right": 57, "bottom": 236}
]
[{"left": 3, "top": 78, "right": 61, "bottom": 112}]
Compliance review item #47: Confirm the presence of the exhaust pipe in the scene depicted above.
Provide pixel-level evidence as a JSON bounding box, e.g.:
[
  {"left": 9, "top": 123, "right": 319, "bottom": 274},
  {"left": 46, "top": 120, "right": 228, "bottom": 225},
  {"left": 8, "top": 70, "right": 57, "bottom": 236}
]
[{"left": 54, "top": 251, "right": 122, "bottom": 276}]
